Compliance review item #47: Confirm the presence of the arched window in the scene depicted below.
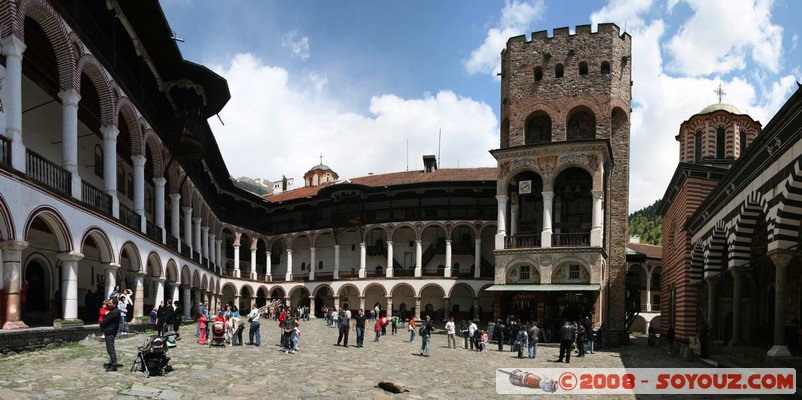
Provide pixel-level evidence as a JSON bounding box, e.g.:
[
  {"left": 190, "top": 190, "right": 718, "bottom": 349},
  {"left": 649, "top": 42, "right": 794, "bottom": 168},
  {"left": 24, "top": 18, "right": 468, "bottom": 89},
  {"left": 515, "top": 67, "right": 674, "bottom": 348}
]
[
  {"left": 600, "top": 61, "right": 611, "bottom": 75},
  {"left": 739, "top": 131, "right": 747, "bottom": 156},
  {"left": 567, "top": 110, "right": 596, "bottom": 140},
  {"left": 126, "top": 173, "right": 134, "bottom": 200},
  {"left": 525, "top": 113, "right": 552, "bottom": 144},
  {"left": 117, "top": 165, "right": 125, "bottom": 193},
  {"left": 555, "top": 64, "right": 564, "bottom": 78},
  {"left": 694, "top": 132, "right": 702, "bottom": 162},
  {"left": 716, "top": 127, "right": 725, "bottom": 159},
  {"left": 534, "top": 66, "right": 543, "bottom": 81},
  {"left": 94, "top": 145, "right": 103, "bottom": 177},
  {"left": 578, "top": 62, "right": 588, "bottom": 75}
]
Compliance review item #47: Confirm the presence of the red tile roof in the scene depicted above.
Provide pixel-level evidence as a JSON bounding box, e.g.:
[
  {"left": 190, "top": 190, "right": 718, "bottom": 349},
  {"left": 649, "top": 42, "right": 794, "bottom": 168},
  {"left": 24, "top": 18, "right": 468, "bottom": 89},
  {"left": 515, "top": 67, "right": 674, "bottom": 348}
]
[
  {"left": 264, "top": 168, "right": 496, "bottom": 202},
  {"left": 628, "top": 242, "right": 662, "bottom": 259}
]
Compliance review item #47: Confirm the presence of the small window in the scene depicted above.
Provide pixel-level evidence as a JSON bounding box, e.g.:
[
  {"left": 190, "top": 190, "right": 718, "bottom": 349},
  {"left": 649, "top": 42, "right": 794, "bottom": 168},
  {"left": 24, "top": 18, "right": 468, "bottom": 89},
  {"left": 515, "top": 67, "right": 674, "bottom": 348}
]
[
  {"left": 716, "top": 127, "right": 725, "bottom": 159},
  {"left": 534, "top": 66, "right": 543, "bottom": 81},
  {"left": 579, "top": 62, "right": 588, "bottom": 75},
  {"left": 600, "top": 61, "right": 611, "bottom": 75},
  {"left": 555, "top": 64, "right": 564, "bottom": 78},
  {"left": 569, "top": 265, "right": 580, "bottom": 279},
  {"left": 301, "top": 262, "right": 306, "bottom": 271},
  {"left": 739, "top": 131, "right": 747, "bottom": 156},
  {"left": 94, "top": 145, "right": 104, "bottom": 178},
  {"left": 519, "top": 265, "right": 531, "bottom": 280},
  {"left": 694, "top": 132, "right": 702, "bottom": 162}
]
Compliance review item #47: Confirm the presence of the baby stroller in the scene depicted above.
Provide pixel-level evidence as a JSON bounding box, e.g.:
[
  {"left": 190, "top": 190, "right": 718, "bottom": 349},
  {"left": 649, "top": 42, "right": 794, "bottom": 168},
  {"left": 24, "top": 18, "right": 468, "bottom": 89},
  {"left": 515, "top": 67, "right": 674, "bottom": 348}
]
[
  {"left": 130, "top": 333, "right": 174, "bottom": 377},
  {"left": 209, "top": 320, "right": 226, "bottom": 348}
]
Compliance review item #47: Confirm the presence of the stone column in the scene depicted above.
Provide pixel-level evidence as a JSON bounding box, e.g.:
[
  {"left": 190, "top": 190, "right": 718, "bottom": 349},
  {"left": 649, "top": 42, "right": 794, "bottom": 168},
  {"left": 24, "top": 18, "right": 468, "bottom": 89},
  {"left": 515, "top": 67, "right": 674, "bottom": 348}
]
[
  {"left": 265, "top": 251, "right": 272, "bottom": 280},
  {"left": 155, "top": 277, "right": 166, "bottom": 307},
  {"left": 359, "top": 296, "right": 366, "bottom": 312},
  {"left": 182, "top": 285, "right": 192, "bottom": 320},
  {"left": 104, "top": 263, "right": 120, "bottom": 299},
  {"left": 706, "top": 276, "right": 718, "bottom": 336},
  {"left": 590, "top": 190, "right": 604, "bottom": 246},
  {"left": 541, "top": 191, "right": 554, "bottom": 248},
  {"left": 386, "top": 240, "right": 394, "bottom": 278},
  {"left": 729, "top": 268, "right": 744, "bottom": 346},
  {"left": 132, "top": 271, "right": 145, "bottom": 319},
  {"left": 202, "top": 226, "right": 209, "bottom": 259},
  {"left": 443, "top": 298, "right": 451, "bottom": 321},
  {"left": 309, "top": 296, "right": 316, "bottom": 318},
  {"left": 495, "top": 194, "right": 508, "bottom": 249},
  {"left": 59, "top": 88, "right": 81, "bottom": 199},
  {"left": 285, "top": 249, "right": 293, "bottom": 281},
  {"left": 767, "top": 251, "right": 794, "bottom": 357},
  {"left": 284, "top": 296, "right": 291, "bottom": 309},
  {"left": 234, "top": 295, "right": 241, "bottom": 310},
  {"left": 414, "top": 297, "right": 422, "bottom": 321},
  {"left": 207, "top": 233, "right": 215, "bottom": 265},
  {"left": 100, "top": 125, "right": 120, "bottom": 217},
  {"left": 57, "top": 251, "right": 84, "bottom": 321},
  {"left": 132, "top": 154, "right": 146, "bottom": 232},
  {"left": 169, "top": 194, "right": 181, "bottom": 246},
  {"left": 386, "top": 295, "right": 393, "bottom": 317},
  {"left": 333, "top": 244, "right": 341, "bottom": 279},
  {"left": 474, "top": 239, "right": 482, "bottom": 278},
  {"left": 444, "top": 239, "right": 452, "bottom": 277},
  {"left": 233, "top": 244, "right": 241, "bottom": 278},
  {"left": 193, "top": 217, "right": 202, "bottom": 256},
  {"left": 215, "top": 240, "right": 222, "bottom": 268},
  {"left": 414, "top": 240, "right": 422, "bottom": 277},
  {"left": 153, "top": 178, "right": 166, "bottom": 243},
  {"left": 182, "top": 207, "right": 192, "bottom": 251},
  {"left": 2, "top": 37, "right": 27, "bottom": 172},
  {"left": 473, "top": 297, "right": 480, "bottom": 321},
  {"left": 334, "top": 295, "right": 341, "bottom": 310},
  {"left": 309, "top": 247, "right": 316, "bottom": 281},
  {"left": 1, "top": 240, "right": 28, "bottom": 329},
  {"left": 359, "top": 243, "right": 366, "bottom": 278},
  {"left": 510, "top": 195, "right": 519, "bottom": 236},
  {"left": 250, "top": 247, "right": 257, "bottom": 280}
]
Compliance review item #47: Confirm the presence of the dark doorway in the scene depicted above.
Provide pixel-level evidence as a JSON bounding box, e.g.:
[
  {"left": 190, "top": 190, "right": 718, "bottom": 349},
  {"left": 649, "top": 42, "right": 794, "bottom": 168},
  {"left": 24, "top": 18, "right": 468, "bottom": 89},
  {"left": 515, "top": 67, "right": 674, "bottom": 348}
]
[{"left": 24, "top": 260, "right": 49, "bottom": 326}]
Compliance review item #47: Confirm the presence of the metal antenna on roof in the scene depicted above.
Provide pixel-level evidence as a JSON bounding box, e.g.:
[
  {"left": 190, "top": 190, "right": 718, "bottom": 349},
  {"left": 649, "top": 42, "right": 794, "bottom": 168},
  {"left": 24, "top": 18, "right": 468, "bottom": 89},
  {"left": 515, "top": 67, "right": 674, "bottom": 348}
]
[{"left": 438, "top": 129, "right": 441, "bottom": 168}]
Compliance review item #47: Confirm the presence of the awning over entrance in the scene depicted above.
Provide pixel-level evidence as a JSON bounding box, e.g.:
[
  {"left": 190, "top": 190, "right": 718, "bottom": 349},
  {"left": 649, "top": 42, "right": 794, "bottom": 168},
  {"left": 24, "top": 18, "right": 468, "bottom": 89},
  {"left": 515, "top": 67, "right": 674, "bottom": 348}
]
[{"left": 485, "top": 284, "right": 601, "bottom": 292}]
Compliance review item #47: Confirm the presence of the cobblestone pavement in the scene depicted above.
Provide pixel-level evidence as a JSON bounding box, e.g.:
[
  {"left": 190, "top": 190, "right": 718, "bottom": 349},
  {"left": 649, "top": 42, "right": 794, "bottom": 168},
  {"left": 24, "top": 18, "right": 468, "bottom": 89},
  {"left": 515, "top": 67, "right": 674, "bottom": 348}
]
[{"left": 0, "top": 319, "right": 794, "bottom": 399}]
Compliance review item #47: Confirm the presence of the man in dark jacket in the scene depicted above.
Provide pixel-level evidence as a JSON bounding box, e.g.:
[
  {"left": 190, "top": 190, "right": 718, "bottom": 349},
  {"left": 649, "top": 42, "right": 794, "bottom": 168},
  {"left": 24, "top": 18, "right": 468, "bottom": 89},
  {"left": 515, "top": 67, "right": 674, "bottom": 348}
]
[
  {"left": 99, "top": 297, "right": 121, "bottom": 371},
  {"left": 558, "top": 320, "right": 577, "bottom": 363}
]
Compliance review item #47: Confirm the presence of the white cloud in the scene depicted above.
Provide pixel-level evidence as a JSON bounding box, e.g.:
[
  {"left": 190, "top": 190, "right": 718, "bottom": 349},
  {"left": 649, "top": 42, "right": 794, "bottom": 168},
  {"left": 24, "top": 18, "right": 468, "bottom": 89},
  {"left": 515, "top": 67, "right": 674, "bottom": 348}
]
[
  {"left": 281, "top": 31, "right": 311, "bottom": 60},
  {"left": 209, "top": 53, "right": 498, "bottom": 184},
  {"left": 464, "top": 0, "right": 546, "bottom": 76},
  {"left": 590, "top": 0, "right": 654, "bottom": 31},
  {"left": 664, "top": 0, "right": 783, "bottom": 75}
]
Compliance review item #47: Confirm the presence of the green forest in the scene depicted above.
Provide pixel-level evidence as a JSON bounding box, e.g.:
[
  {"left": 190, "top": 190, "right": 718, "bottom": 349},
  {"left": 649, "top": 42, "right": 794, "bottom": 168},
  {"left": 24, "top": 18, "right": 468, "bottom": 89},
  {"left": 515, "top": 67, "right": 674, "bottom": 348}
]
[{"left": 628, "top": 199, "right": 662, "bottom": 245}]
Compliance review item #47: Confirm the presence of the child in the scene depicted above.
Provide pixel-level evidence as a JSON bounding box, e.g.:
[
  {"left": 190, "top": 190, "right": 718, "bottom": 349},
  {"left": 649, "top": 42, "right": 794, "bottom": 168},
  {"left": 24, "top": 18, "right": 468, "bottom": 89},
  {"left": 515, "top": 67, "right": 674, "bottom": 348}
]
[
  {"left": 480, "top": 330, "right": 489, "bottom": 352},
  {"left": 374, "top": 319, "right": 383, "bottom": 342},
  {"left": 224, "top": 314, "right": 233, "bottom": 345},
  {"left": 197, "top": 312, "right": 208, "bottom": 345}
]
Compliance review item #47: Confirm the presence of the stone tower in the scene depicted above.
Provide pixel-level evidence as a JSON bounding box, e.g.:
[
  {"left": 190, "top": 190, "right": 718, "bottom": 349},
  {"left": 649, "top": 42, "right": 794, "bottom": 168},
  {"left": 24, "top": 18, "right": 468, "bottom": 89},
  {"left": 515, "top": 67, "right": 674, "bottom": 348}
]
[{"left": 490, "top": 24, "right": 632, "bottom": 346}]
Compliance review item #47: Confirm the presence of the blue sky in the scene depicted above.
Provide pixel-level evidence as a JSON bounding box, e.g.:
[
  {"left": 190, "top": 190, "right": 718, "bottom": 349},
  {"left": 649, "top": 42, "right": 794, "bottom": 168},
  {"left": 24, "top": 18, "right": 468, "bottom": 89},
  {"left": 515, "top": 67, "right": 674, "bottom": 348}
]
[{"left": 161, "top": 0, "right": 801, "bottom": 212}]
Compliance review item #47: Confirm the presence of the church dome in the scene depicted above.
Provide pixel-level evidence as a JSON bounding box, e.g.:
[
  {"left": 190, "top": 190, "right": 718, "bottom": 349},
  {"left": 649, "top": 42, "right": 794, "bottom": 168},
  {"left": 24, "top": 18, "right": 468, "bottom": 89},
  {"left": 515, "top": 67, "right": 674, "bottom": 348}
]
[{"left": 698, "top": 103, "right": 742, "bottom": 115}]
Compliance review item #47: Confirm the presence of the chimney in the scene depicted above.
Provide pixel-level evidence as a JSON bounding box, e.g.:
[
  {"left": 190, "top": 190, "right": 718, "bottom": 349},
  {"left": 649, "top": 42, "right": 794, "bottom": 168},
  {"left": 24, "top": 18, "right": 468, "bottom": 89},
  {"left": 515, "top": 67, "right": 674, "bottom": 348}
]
[{"left": 423, "top": 155, "right": 437, "bottom": 173}]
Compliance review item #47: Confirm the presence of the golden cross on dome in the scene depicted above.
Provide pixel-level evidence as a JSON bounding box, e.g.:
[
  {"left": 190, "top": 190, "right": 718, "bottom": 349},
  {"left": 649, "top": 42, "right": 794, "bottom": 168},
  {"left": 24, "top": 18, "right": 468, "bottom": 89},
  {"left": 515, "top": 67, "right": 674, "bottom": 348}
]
[{"left": 714, "top": 84, "right": 726, "bottom": 103}]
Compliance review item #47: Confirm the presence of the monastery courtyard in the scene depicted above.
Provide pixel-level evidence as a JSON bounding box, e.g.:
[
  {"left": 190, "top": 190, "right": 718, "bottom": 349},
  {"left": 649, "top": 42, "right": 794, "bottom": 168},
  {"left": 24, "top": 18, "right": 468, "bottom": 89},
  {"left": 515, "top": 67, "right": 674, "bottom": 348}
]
[{"left": 0, "top": 319, "right": 788, "bottom": 400}]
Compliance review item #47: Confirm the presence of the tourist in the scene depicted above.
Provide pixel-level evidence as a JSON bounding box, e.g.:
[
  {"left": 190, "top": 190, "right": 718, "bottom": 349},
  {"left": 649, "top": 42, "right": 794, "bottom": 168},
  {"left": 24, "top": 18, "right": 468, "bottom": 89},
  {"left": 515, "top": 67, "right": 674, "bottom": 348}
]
[
  {"left": 408, "top": 317, "right": 417, "bottom": 343},
  {"left": 480, "top": 330, "right": 489, "bottom": 352},
  {"left": 576, "top": 322, "right": 586, "bottom": 357},
  {"left": 109, "top": 285, "right": 120, "bottom": 300},
  {"left": 283, "top": 309, "right": 298, "bottom": 353},
  {"left": 445, "top": 317, "right": 456, "bottom": 349},
  {"left": 380, "top": 315, "right": 388, "bottom": 336},
  {"left": 99, "top": 297, "right": 121, "bottom": 371},
  {"left": 516, "top": 324, "right": 528, "bottom": 359},
  {"left": 149, "top": 303, "right": 158, "bottom": 324},
  {"left": 353, "top": 308, "right": 368, "bottom": 348},
  {"left": 558, "top": 320, "right": 577, "bottom": 363},
  {"left": 196, "top": 300, "right": 209, "bottom": 338},
  {"left": 648, "top": 324, "right": 657, "bottom": 346},
  {"left": 336, "top": 305, "right": 350, "bottom": 347},
  {"left": 172, "top": 301, "right": 183, "bottom": 339},
  {"left": 528, "top": 322, "right": 541, "bottom": 359},
  {"left": 246, "top": 303, "right": 261, "bottom": 346},
  {"left": 197, "top": 312, "right": 208, "bottom": 345},
  {"left": 419, "top": 315, "right": 433, "bottom": 356},
  {"left": 468, "top": 320, "right": 478, "bottom": 351},
  {"left": 391, "top": 314, "right": 399, "bottom": 335},
  {"left": 667, "top": 325, "right": 676, "bottom": 354},
  {"left": 373, "top": 317, "right": 382, "bottom": 342},
  {"left": 331, "top": 307, "right": 339, "bottom": 328},
  {"left": 496, "top": 320, "right": 506, "bottom": 351},
  {"left": 117, "top": 291, "right": 130, "bottom": 335}
]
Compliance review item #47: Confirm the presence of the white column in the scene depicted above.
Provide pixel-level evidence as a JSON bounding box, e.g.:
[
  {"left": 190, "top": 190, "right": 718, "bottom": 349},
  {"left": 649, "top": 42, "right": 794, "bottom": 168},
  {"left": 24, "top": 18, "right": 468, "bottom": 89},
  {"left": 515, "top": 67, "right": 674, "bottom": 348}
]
[
  {"left": 414, "top": 240, "right": 422, "bottom": 277},
  {"left": 250, "top": 247, "right": 257, "bottom": 280},
  {"left": 414, "top": 297, "right": 421, "bottom": 321},
  {"left": 171, "top": 283, "right": 180, "bottom": 305},
  {"left": 334, "top": 244, "right": 341, "bottom": 279},
  {"left": 265, "top": 251, "right": 272, "bottom": 280},
  {"left": 153, "top": 178, "right": 166, "bottom": 243},
  {"left": 103, "top": 263, "right": 119, "bottom": 299},
  {"left": 541, "top": 191, "right": 554, "bottom": 248},
  {"left": 215, "top": 240, "right": 223, "bottom": 269},
  {"left": 155, "top": 277, "right": 166, "bottom": 306},
  {"left": 474, "top": 239, "right": 481, "bottom": 278},
  {"left": 645, "top": 266, "right": 652, "bottom": 312},
  {"left": 1, "top": 240, "right": 28, "bottom": 329},
  {"left": 729, "top": 268, "right": 744, "bottom": 346},
  {"left": 2, "top": 37, "right": 26, "bottom": 172},
  {"left": 359, "top": 242, "right": 366, "bottom": 278},
  {"left": 182, "top": 207, "right": 192, "bottom": 250},
  {"left": 510, "top": 196, "right": 519, "bottom": 236},
  {"left": 386, "top": 240, "right": 394, "bottom": 278},
  {"left": 309, "top": 247, "right": 316, "bottom": 281},
  {"left": 444, "top": 239, "right": 452, "bottom": 277},
  {"left": 286, "top": 249, "right": 293, "bottom": 281},
  {"left": 182, "top": 285, "right": 192, "bottom": 320},
  {"left": 57, "top": 251, "right": 84, "bottom": 321},
  {"left": 133, "top": 272, "right": 145, "bottom": 319},
  {"left": 193, "top": 217, "right": 202, "bottom": 255},
  {"left": 767, "top": 252, "right": 793, "bottom": 357},
  {"left": 59, "top": 89, "right": 81, "bottom": 199},
  {"left": 169, "top": 194, "right": 181, "bottom": 244},
  {"left": 202, "top": 226, "right": 209, "bottom": 259},
  {"left": 207, "top": 233, "right": 215, "bottom": 265},
  {"left": 233, "top": 244, "right": 241, "bottom": 278},
  {"left": 495, "top": 194, "right": 508, "bottom": 249},
  {"left": 132, "top": 155, "right": 146, "bottom": 233},
  {"left": 590, "top": 190, "right": 604, "bottom": 246},
  {"left": 100, "top": 125, "right": 120, "bottom": 217}
]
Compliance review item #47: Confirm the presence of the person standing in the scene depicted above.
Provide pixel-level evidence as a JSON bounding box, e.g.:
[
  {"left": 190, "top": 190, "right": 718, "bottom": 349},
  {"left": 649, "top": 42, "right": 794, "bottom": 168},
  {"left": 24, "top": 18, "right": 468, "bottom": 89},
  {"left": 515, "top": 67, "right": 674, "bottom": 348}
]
[
  {"left": 576, "top": 322, "right": 586, "bottom": 357},
  {"left": 197, "top": 312, "right": 208, "bottom": 345},
  {"left": 468, "top": 320, "right": 478, "bottom": 351},
  {"left": 117, "top": 292, "right": 129, "bottom": 335},
  {"left": 496, "top": 320, "right": 506, "bottom": 351},
  {"left": 391, "top": 314, "right": 399, "bottom": 335},
  {"left": 337, "top": 306, "right": 351, "bottom": 347},
  {"left": 558, "top": 320, "right": 577, "bottom": 363},
  {"left": 246, "top": 303, "right": 261, "bottom": 346},
  {"left": 172, "top": 301, "right": 183, "bottom": 338},
  {"left": 408, "top": 317, "right": 417, "bottom": 343},
  {"left": 445, "top": 317, "right": 456, "bottom": 349},
  {"left": 156, "top": 301, "right": 166, "bottom": 336},
  {"left": 667, "top": 325, "right": 676, "bottom": 354},
  {"left": 353, "top": 309, "right": 368, "bottom": 348},
  {"left": 419, "top": 315, "right": 433, "bottom": 356},
  {"left": 196, "top": 301, "right": 209, "bottom": 338},
  {"left": 373, "top": 318, "right": 382, "bottom": 342},
  {"left": 516, "top": 325, "right": 529, "bottom": 359},
  {"left": 99, "top": 297, "right": 121, "bottom": 371},
  {"left": 283, "top": 309, "right": 299, "bottom": 353},
  {"left": 528, "top": 322, "right": 541, "bottom": 359}
]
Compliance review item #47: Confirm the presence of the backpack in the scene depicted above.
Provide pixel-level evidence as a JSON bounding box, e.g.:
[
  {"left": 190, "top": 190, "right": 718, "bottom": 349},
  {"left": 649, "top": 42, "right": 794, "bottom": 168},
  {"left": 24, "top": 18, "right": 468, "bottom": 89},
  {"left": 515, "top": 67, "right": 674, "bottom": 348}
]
[{"left": 338, "top": 312, "right": 349, "bottom": 328}]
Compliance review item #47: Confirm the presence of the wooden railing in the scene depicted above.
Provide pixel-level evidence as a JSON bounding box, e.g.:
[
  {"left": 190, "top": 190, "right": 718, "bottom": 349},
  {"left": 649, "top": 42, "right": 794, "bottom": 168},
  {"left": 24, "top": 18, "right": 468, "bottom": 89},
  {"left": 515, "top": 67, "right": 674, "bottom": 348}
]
[
  {"left": 552, "top": 232, "right": 590, "bottom": 247},
  {"left": 118, "top": 204, "right": 141, "bottom": 231},
  {"left": 505, "top": 234, "right": 541, "bottom": 249},
  {"left": 26, "top": 150, "right": 71, "bottom": 196},
  {"left": 394, "top": 269, "right": 415, "bottom": 277},
  {"left": 146, "top": 220, "right": 162, "bottom": 243},
  {"left": 166, "top": 236, "right": 179, "bottom": 252},
  {"left": 81, "top": 180, "right": 112, "bottom": 216}
]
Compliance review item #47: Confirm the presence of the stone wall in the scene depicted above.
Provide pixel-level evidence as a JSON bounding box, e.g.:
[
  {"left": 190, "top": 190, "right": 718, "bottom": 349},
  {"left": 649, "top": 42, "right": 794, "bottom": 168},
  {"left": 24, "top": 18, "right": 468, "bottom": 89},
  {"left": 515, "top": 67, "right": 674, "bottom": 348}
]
[{"left": 0, "top": 322, "right": 156, "bottom": 356}]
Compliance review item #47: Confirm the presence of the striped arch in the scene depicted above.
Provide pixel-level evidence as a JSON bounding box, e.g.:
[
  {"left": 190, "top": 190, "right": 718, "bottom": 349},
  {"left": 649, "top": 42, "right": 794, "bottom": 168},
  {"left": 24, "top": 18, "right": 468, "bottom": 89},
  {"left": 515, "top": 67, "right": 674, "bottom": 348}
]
[
  {"left": 166, "top": 164, "right": 182, "bottom": 194},
  {"left": 75, "top": 54, "right": 115, "bottom": 126},
  {"left": 689, "top": 241, "right": 705, "bottom": 284},
  {"left": 119, "top": 241, "right": 143, "bottom": 273},
  {"left": 24, "top": 206, "right": 72, "bottom": 252},
  {"left": 729, "top": 192, "right": 767, "bottom": 268},
  {"left": 142, "top": 127, "right": 165, "bottom": 177},
  {"left": 770, "top": 157, "right": 802, "bottom": 252},
  {"left": 114, "top": 97, "right": 143, "bottom": 155},
  {"left": 192, "top": 270, "right": 200, "bottom": 288},
  {"left": 16, "top": 0, "right": 74, "bottom": 90},
  {"left": 146, "top": 252, "right": 163, "bottom": 278},
  {"left": 180, "top": 265, "right": 191, "bottom": 285},
  {"left": 166, "top": 260, "right": 179, "bottom": 283},
  {"left": 80, "top": 227, "right": 114, "bottom": 264},
  {"left": 388, "top": 222, "right": 417, "bottom": 241},
  {"left": 564, "top": 100, "right": 603, "bottom": 125},
  {"left": 201, "top": 274, "right": 208, "bottom": 291},
  {"left": 0, "top": 193, "right": 15, "bottom": 240},
  {"left": 704, "top": 222, "right": 728, "bottom": 279}
]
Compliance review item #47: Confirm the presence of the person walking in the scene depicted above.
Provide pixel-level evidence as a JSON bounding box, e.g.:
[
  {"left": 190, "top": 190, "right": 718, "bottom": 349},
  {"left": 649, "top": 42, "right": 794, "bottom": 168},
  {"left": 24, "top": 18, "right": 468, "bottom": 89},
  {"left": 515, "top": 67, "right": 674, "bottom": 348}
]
[
  {"left": 468, "top": 320, "right": 478, "bottom": 351},
  {"left": 353, "top": 309, "right": 368, "bottom": 348},
  {"left": 373, "top": 318, "right": 382, "bottom": 342},
  {"left": 336, "top": 306, "right": 351, "bottom": 347},
  {"left": 408, "top": 317, "right": 417, "bottom": 342},
  {"left": 419, "top": 315, "right": 433, "bottom": 356},
  {"left": 528, "top": 322, "right": 541, "bottom": 359},
  {"left": 496, "top": 320, "right": 506, "bottom": 351},
  {"left": 246, "top": 303, "right": 261, "bottom": 346},
  {"left": 445, "top": 317, "right": 457, "bottom": 349},
  {"left": 391, "top": 314, "right": 399, "bottom": 335},
  {"left": 558, "top": 320, "right": 577, "bottom": 363},
  {"left": 99, "top": 297, "right": 121, "bottom": 371}
]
